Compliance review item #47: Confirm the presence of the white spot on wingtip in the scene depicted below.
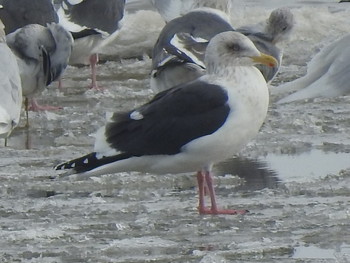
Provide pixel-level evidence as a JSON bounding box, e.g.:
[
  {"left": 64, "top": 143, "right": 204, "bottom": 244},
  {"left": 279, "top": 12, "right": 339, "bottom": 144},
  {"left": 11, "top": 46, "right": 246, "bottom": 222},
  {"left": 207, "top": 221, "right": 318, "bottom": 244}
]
[
  {"left": 83, "top": 158, "right": 89, "bottom": 164},
  {"left": 67, "top": 0, "right": 84, "bottom": 5},
  {"left": 130, "top": 111, "right": 143, "bottom": 120},
  {"left": 71, "top": 163, "right": 76, "bottom": 168}
]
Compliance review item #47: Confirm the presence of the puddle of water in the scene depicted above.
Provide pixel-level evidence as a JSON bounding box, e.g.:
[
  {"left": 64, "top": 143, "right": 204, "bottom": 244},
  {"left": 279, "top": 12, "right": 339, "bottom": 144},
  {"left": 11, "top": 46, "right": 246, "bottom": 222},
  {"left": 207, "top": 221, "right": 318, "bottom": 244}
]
[
  {"left": 261, "top": 149, "right": 350, "bottom": 182},
  {"left": 293, "top": 244, "right": 350, "bottom": 260},
  {"left": 214, "top": 149, "right": 350, "bottom": 192}
]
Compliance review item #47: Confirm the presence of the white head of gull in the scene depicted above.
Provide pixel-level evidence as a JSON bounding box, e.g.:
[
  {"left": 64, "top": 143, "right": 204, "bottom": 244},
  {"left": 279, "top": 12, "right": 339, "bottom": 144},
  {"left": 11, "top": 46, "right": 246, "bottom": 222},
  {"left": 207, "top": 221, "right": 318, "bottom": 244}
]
[
  {"left": 0, "top": 19, "right": 22, "bottom": 143},
  {"left": 55, "top": 31, "right": 277, "bottom": 215}
]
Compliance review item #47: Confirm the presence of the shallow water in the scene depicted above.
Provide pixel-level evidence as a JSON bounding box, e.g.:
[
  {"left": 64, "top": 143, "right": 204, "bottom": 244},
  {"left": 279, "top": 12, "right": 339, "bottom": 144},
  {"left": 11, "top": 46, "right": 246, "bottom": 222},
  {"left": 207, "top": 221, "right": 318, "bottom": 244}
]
[{"left": 1, "top": 1, "right": 350, "bottom": 262}]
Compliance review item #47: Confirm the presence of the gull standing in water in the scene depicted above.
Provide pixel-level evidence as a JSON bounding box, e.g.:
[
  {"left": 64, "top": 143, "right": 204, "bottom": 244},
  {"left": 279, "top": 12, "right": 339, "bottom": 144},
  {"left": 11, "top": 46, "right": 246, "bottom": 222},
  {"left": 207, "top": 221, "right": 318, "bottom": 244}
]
[
  {"left": 56, "top": 0, "right": 126, "bottom": 89},
  {"left": 56, "top": 31, "right": 277, "bottom": 215}
]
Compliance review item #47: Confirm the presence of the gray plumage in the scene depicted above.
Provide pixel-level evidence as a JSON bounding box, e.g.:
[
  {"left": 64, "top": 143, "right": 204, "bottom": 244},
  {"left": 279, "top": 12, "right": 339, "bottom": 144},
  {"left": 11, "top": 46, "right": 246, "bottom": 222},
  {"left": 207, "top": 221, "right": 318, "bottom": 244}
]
[
  {"left": 151, "top": 7, "right": 294, "bottom": 92},
  {"left": 151, "top": 8, "right": 233, "bottom": 92},
  {"left": 238, "top": 7, "right": 295, "bottom": 82},
  {"left": 6, "top": 23, "right": 73, "bottom": 98},
  {"left": 151, "top": 0, "right": 232, "bottom": 22}
]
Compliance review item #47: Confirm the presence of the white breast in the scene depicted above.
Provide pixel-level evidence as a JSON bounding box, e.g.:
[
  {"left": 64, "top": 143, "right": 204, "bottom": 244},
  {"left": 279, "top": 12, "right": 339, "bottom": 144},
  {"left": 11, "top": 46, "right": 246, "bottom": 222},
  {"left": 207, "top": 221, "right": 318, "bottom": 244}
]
[{"left": 183, "top": 66, "right": 269, "bottom": 164}]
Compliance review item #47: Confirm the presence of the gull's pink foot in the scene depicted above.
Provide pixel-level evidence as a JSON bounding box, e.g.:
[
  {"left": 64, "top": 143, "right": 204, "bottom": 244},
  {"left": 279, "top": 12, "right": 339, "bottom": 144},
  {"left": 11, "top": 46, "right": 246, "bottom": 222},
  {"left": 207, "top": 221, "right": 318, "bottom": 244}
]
[
  {"left": 57, "top": 78, "right": 63, "bottom": 90},
  {"left": 88, "top": 53, "right": 103, "bottom": 90},
  {"left": 197, "top": 170, "right": 248, "bottom": 215},
  {"left": 198, "top": 207, "right": 249, "bottom": 215},
  {"left": 28, "top": 98, "right": 62, "bottom": 111}
]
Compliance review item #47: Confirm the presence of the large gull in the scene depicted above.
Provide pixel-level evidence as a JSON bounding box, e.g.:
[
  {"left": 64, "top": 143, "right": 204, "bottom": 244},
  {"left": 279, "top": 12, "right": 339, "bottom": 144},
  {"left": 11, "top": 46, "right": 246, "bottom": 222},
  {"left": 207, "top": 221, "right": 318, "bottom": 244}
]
[
  {"left": 277, "top": 33, "right": 350, "bottom": 104},
  {"left": 0, "top": 19, "right": 22, "bottom": 143},
  {"left": 6, "top": 23, "right": 73, "bottom": 111},
  {"left": 151, "top": 7, "right": 294, "bottom": 92},
  {"left": 56, "top": 0, "right": 126, "bottom": 89},
  {"left": 55, "top": 31, "right": 277, "bottom": 215}
]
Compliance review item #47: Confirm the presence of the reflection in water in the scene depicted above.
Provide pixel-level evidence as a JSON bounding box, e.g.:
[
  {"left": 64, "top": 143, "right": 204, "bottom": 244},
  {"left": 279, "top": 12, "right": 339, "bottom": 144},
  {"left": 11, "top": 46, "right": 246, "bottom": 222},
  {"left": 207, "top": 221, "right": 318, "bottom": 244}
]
[
  {"left": 214, "top": 157, "right": 280, "bottom": 191},
  {"left": 6, "top": 122, "right": 63, "bottom": 150},
  {"left": 7, "top": 126, "right": 34, "bottom": 150}
]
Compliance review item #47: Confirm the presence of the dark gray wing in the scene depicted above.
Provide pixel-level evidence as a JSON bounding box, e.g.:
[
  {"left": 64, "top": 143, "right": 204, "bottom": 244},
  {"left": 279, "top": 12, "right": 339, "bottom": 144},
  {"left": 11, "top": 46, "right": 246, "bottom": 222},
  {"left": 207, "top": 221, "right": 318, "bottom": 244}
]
[
  {"left": 0, "top": 0, "right": 58, "bottom": 34},
  {"left": 55, "top": 81, "right": 231, "bottom": 173},
  {"left": 62, "top": 0, "right": 126, "bottom": 34},
  {"left": 105, "top": 81, "right": 230, "bottom": 156}
]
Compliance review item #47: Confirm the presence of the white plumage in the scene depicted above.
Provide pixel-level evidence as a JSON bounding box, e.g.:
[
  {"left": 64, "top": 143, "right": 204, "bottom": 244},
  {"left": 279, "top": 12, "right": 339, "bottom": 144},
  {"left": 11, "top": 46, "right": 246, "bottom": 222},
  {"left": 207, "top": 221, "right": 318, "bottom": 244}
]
[
  {"left": 277, "top": 33, "right": 350, "bottom": 104},
  {"left": 0, "top": 20, "right": 22, "bottom": 140}
]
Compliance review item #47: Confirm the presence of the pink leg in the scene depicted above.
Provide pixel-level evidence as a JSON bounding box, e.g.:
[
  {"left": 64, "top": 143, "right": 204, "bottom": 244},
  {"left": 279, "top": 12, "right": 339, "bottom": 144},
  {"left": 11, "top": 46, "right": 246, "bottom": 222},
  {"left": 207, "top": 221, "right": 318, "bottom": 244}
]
[
  {"left": 57, "top": 78, "right": 63, "bottom": 90},
  {"left": 89, "top": 53, "right": 101, "bottom": 90},
  {"left": 197, "top": 170, "right": 248, "bottom": 215},
  {"left": 28, "top": 98, "right": 62, "bottom": 111},
  {"left": 197, "top": 171, "right": 206, "bottom": 214}
]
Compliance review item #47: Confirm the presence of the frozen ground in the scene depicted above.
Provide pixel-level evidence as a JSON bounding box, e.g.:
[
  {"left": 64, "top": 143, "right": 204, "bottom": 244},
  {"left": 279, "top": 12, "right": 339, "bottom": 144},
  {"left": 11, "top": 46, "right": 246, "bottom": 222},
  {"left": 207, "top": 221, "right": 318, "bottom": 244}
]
[{"left": 1, "top": 1, "right": 350, "bottom": 262}]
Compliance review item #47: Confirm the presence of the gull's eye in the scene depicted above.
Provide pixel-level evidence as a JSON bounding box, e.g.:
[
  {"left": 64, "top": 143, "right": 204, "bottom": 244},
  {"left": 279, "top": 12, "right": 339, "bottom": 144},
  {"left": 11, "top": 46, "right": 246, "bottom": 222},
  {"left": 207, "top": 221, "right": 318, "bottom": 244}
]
[{"left": 228, "top": 43, "right": 241, "bottom": 52}]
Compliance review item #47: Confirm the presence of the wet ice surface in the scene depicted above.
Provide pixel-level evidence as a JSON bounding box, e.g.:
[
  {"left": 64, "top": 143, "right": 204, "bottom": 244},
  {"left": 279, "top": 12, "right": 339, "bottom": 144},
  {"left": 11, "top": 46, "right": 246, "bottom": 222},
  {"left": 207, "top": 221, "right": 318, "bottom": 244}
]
[{"left": 1, "top": 1, "right": 350, "bottom": 262}]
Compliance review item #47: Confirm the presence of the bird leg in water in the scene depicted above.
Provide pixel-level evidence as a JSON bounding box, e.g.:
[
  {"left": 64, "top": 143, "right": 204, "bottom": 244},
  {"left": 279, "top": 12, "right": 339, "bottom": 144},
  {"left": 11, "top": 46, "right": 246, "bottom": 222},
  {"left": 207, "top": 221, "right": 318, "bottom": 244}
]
[
  {"left": 28, "top": 98, "right": 62, "bottom": 111},
  {"left": 89, "top": 53, "right": 102, "bottom": 90},
  {"left": 196, "top": 171, "right": 248, "bottom": 215}
]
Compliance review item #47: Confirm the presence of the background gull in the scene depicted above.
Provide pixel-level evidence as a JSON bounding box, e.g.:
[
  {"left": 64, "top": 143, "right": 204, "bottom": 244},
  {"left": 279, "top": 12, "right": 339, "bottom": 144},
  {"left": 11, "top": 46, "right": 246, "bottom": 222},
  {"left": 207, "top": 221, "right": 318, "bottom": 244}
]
[
  {"left": 0, "top": 19, "right": 22, "bottom": 144},
  {"left": 6, "top": 23, "right": 73, "bottom": 112},
  {"left": 276, "top": 33, "right": 350, "bottom": 104},
  {"left": 55, "top": 31, "right": 277, "bottom": 215},
  {"left": 151, "top": 7, "right": 294, "bottom": 92},
  {"left": 237, "top": 7, "right": 295, "bottom": 82},
  {"left": 56, "top": 0, "right": 126, "bottom": 89}
]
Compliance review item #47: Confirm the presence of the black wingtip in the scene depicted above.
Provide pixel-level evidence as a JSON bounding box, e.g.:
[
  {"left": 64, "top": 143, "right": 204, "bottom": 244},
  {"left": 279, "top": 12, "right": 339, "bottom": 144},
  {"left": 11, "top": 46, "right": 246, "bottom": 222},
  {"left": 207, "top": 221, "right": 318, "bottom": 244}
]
[
  {"left": 54, "top": 152, "right": 133, "bottom": 174},
  {"left": 54, "top": 152, "right": 98, "bottom": 173}
]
